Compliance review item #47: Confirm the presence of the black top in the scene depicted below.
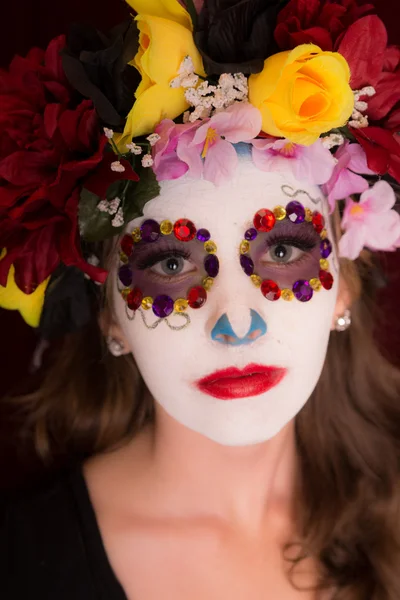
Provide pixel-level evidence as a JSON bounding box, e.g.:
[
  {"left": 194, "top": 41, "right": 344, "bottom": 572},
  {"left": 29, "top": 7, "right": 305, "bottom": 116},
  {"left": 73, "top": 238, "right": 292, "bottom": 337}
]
[{"left": 0, "top": 468, "right": 128, "bottom": 600}]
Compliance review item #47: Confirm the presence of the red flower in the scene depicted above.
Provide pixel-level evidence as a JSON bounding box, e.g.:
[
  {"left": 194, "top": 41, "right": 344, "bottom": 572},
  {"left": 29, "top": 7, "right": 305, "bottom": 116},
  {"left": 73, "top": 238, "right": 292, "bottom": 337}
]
[
  {"left": 0, "top": 35, "right": 110, "bottom": 293},
  {"left": 274, "top": 0, "right": 374, "bottom": 52},
  {"left": 351, "top": 127, "right": 400, "bottom": 184}
]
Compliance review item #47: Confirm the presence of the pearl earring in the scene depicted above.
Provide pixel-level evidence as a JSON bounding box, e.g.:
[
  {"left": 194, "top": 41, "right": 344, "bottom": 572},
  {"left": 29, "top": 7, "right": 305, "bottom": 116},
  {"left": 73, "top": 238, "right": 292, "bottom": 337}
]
[
  {"left": 335, "top": 310, "right": 351, "bottom": 332},
  {"left": 107, "top": 336, "right": 125, "bottom": 357}
]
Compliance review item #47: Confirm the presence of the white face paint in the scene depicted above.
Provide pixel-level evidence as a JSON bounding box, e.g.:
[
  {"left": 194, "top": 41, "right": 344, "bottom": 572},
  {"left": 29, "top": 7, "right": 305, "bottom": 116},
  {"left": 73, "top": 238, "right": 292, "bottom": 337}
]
[{"left": 113, "top": 152, "right": 339, "bottom": 447}]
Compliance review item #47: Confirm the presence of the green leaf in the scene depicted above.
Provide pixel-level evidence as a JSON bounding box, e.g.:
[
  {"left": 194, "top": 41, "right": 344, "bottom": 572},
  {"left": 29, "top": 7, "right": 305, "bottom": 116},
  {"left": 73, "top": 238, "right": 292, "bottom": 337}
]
[
  {"left": 123, "top": 168, "right": 160, "bottom": 222},
  {"left": 79, "top": 188, "right": 121, "bottom": 242}
]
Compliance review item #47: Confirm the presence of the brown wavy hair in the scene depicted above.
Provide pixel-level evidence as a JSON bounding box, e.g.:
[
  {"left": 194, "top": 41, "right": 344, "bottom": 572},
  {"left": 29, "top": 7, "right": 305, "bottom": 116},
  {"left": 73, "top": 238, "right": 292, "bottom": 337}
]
[{"left": 5, "top": 241, "right": 400, "bottom": 599}]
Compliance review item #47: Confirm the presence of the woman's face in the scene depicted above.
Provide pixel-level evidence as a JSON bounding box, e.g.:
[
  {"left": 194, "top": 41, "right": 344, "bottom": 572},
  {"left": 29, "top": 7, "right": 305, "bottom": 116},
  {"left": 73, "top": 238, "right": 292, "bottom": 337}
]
[{"left": 113, "top": 156, "right": 339, "bottom": 446}]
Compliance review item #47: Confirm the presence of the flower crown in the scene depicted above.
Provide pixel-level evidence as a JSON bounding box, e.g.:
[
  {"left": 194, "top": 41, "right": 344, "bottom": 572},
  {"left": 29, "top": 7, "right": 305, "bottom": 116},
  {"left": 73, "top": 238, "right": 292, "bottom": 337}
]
[{"left": 0, "top": 0, "right": 399, "bottom": 333}]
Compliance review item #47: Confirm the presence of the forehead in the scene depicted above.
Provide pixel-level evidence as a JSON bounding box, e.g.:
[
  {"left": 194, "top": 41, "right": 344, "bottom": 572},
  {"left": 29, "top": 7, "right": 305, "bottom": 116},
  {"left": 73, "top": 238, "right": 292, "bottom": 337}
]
[{"left": 131, "top": 159, "right": 327, "bottom": 231}]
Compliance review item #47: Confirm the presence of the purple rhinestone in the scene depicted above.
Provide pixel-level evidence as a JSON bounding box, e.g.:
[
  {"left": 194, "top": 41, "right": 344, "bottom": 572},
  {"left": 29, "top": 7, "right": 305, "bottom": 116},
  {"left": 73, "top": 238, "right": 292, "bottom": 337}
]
[
  {"left": 118, "top": 265, "right": 133, "bottom": 287},
  {"left": 293, "top": 280, "right": 313, "bottom": 302},
  {"left": 245, "top": 228, "right": 258, "bottom": 241},
  {"left": 152, "top": 295, "right": 174, "bottom": 318},
  {"left": 204, "top": 254, "right": 220, "bottom": 278},
  {"left": 320, "top": 239, "right": 332, "bottom": 259},
  {"left": 286, "top": 201, "right": 305, "bottom": 224},
  {"left": 197, "top": 228, "right": 211, "bottom": 242},
  {"left": 140, "top": 219, "right": 160, "bottom": 243},
  {"left": 240, "top": 254, "right": 254, "bottom": 276}
]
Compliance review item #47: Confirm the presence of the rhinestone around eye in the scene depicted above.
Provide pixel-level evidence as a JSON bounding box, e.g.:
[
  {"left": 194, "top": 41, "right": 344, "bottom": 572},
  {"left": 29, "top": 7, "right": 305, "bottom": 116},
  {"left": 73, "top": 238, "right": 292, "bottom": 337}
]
[
  {"left": 305, "top": 208, "right": 313, "bottom": 222},
  {"left": 197, "top": 228, "right": 211, "bottom": 242},
  {"left": 141, "top": 219, "right": 160, "bottom": 243},
  {"left": 240, "top": 254, "right": 254, "bottom": 276},
  {"left": 119, "top": 252, "right": 129, "bottom": 264},
  {"left": 273, "top": 206, "right": 286, "bottom": 221},
  {"left": 251, "top": 274, "right": 262, "bottom": 288},
  {"left": 312, "top": 212, "right": 325, "bottom": 234},
  {"left": 254, "top": 209, "right": 276, "bottom": 232},
  {"left": 118, "top": 265, "right": 133, "bottom": 287},
  {"left": 121, "top": 288, "right": 130, "bottom": 300},
  {"left": 160, "top": 220, "right": 173, "bottom": 235},
  {"left": 281, "top": 289, "right": 294, "bottom": 301},
  {"left": 127, "top": 287, "right": 144, "bottom": 311},
  {"left": 286, "top": 201, "right": 306, "bottom": 224},
  {"left": 132, "top": 227, "right": 142, "bottom": 243},
  {"left": 204, "top": 254, "right": 219, "bottom": 277},
  {"left": 320, "top": 259, "right": 330, "bottom": 270},
  {"left": 293, "top": 280, "right": 313, "bottom": 302},
  {"left": 174, "top": 218, "right": 196, "bottom": 242},
  {"left": 204, "top": 240, "right": 217, "bottom": 254},
  {"left": 187, "top": 286, "right": 207, "bottom": 309},
  {"left": 320, "top": 239, "right": 332, "bottom": 259},
  {"left": 245, "top": 228, "right": 258, "bottom": 241},
  {"left": 121, "top": 234, "right": 134, "bottom": 257},
  {"left": 261, "top": 279, "right": 281, "bottom": 301},
  {"left": 202, "top": 277, "right": 214, "bottom": 291},
  {"left": 174, "top": 298, "right": 189, "bottom": 313},
  {"left": 309, "top": 278, "right": 322, "bottom": 291},
  {"left": 240, "top": 240, "right": 250, "bottom": 254},
  {"left": 319, "top": 270, "right": 334, "bottom": 290},
  {"left": 320, "top": 229, "right": 328, "bottom": 240},
  {"left": 141, "top": 296, "right": 153, "bottom": 310},
  {"left": 152, "top": 295, "right": 174, "bottom": 318}
]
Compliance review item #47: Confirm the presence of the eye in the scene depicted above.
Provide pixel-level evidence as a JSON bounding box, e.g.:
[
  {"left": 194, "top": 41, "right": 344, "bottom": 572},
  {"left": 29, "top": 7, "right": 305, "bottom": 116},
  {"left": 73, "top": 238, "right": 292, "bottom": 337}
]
[
  {"left": 263, "top": 243, "right": 305, "bottom": 265},
  {"left": 150, "top": 254, "right": 195, "bottom": 277}
]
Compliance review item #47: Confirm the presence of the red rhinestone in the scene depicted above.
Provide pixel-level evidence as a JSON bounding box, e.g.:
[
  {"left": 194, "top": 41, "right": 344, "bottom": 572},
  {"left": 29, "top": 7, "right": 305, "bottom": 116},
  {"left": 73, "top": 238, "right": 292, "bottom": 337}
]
[
  {"left": 174, "top": 219, "right": 197, "bottom": 242},
  {"left": 121, "top": 234, "right": 134, "bottom": 257},
  {"left": 187, "top": 286, "right": 207, "bottom": 309},
  {"left": 312, "top": 212, "right": 325, "bottom": 234},
  {"left": 319, "top": 270, "right": 334, "bottom": 290},
  {"left": 254, "top": 209, "right": 276, "bottom": 232},
  {"left": 261, "top": 279, "right": 281, "bottom": 301},
  {"left": 127, "top": 287, "right": 143, "bottom": 311}
]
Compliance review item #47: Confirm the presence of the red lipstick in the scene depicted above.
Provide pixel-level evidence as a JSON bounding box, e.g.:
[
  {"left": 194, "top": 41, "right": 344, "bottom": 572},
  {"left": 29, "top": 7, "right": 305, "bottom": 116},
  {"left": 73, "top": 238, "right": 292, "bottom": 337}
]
[{"left": 195, "top": 364, "right": 287, "bottom": 400}]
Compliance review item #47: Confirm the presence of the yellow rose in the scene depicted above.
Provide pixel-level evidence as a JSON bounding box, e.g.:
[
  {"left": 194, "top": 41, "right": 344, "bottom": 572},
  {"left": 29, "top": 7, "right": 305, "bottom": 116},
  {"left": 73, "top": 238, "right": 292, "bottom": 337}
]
[
  {"left": 249, "top": 44, "right": 354, "bottom": 146},
  {"left": 117, "top": 0, "right": 205, "bottom": 148}
]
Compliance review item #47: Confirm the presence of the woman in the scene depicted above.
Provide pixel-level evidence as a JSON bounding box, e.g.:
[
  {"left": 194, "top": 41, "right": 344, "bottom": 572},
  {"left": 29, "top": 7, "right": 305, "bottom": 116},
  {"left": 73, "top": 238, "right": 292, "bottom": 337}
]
[{"left": 1, "top": 0, "right": 400, "bottom": 598}]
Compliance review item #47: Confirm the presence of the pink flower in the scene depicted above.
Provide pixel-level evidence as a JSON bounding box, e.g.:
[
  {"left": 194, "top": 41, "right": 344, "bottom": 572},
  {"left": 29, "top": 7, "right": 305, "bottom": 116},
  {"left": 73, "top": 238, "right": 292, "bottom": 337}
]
[
  {"left": 339, "top": 180, "right": 400, "bottom": 260},
  {"left": 152, "top": 120, "right": 201, "bottom": 181},
  {"left": 179, "top": 102, "right": 262, "bottom": 186},
  {"left": 251, "top": 137, "right": 336, "bottom": 185},
  {"left": 322, "top": 141, "right": 375, "bottom": 212}
]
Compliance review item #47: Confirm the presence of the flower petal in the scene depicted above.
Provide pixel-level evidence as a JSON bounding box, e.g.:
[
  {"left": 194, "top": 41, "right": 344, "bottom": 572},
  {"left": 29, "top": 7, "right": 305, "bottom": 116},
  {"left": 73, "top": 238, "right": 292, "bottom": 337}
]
[
  {"left": 346, "top": 143, "right": 375, "bottom": 175},
  {"left": 339, "top": 223, "right": 367, "bottom": 260},
  {"left": 203, "top": 139, "right": 238, "bottom": 186},
  {"left": 209, "top": 103, "right": 262, "bottom": 143},
  {"left": 126, "top": 0, "right": 193, "bottom": 30},
  {"left": 359, "top": 179, "right": 396, "bottom": 212}
]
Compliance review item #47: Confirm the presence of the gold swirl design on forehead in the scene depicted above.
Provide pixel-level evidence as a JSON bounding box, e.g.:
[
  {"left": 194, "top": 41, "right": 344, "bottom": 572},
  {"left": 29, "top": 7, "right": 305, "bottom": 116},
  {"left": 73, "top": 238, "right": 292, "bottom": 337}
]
[
  {"left": 281, "top": 185, "right": 321, "bottom": 205},
  {"left": 125, "top": 305, "right": 191, "bottom": 331}
]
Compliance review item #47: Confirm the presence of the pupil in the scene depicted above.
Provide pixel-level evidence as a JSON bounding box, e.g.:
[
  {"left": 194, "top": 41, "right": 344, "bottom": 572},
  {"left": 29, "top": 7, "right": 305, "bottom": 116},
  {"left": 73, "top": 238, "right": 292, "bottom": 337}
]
[
  {"left": 275, "top": 245, "right": 287, "bottom": 259},
  {"left": 164, "top": 257, "right": 181, "bottom": 273}
]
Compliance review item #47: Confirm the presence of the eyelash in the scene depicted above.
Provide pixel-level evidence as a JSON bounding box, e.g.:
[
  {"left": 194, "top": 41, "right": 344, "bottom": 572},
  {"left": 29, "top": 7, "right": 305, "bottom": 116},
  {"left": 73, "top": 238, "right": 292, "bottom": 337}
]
[
  {"left": 135, "top": 248, "right": 192, "bottom": 271},
  {"left": 264, "top": 233, "right": 317, "bottom": 252}
]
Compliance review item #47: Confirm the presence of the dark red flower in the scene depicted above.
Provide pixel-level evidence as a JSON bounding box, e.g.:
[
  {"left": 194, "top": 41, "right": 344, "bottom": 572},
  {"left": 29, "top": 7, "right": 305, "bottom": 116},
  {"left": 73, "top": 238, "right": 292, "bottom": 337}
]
[
  {"left": 0, "top": 35, "right": 112, "bottom": 293},
  {"left": 351, "top": 127, "right": 400, "bottom": 183},
  {"left": 274, "top": 0, "right": 375, "bottom": 52},
  {"left": 366, "top": 46, "right": 400, "bottom": 128}
]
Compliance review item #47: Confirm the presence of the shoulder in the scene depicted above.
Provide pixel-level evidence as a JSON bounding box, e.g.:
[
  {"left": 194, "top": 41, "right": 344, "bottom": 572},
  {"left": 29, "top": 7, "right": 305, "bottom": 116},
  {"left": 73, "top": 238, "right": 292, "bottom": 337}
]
[{"left": 0, "top": 468, "right": 100, "bottom": 599}]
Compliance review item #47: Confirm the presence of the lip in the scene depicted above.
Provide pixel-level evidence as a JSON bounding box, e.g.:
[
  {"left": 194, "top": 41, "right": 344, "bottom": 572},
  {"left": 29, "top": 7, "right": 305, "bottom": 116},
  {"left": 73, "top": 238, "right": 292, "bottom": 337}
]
[{"left": 195, "top": 364, "right": 287, "bottom": 400}]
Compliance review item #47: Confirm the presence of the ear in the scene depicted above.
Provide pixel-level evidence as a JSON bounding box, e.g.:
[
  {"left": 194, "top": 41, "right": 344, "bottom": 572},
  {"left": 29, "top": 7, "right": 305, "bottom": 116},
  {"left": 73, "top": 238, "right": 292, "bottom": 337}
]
[
  {"left": 330, "top": 274, "right": 352, "bottom": 331},
  {"left": 98, "top": 311, "right": 132, "bottom": 356}
]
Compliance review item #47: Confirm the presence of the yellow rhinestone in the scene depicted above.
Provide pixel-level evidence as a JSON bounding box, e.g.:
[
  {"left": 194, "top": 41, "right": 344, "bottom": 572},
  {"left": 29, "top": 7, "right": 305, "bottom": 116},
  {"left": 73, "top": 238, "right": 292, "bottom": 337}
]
[
  {"left": 121, "top": 288, "right": 130, "bottom": 300},
  {"left": 141, "top": 296, "right": 153, "bottom": 310},
  {"left": 204, "top": 240, "right": 217, "bottom": 254},
  {"left": 240, "top": 240, "right": 250, "bottom": 254},
  {"left": 320, "top": 259, "right": 330, "bottom": 271},
  {"left": 281, "top": 288, "right": 294, "bottom": 301},
  {"left": 119, "top": 252, "right": 128, "bottom": 264},
  {"left": 310, "top": 278, "right": 322, "bottom": 291},
  {"left": 160, "top": 220, "right": 173, "bottom": 235},
  {"left": 174, "top": 298, "right": 188, "bottom": 313},
  {"left": 132, "top": 227, "right": 141, "bottom": 243},
  {"left": 320, "top": 229, "right": 328, "bottom": 240},
  {"left": 250, "top": 274, "right": 262, "bottom": 288},
  {"left": 273, "top": 206, "right": 286, "bottom": 221},
  {"left": 202, "top": 277, "right": 214, "bottom": 291},
  {"left": 305, "top": 208, "right": 313, "bottom": 222}
]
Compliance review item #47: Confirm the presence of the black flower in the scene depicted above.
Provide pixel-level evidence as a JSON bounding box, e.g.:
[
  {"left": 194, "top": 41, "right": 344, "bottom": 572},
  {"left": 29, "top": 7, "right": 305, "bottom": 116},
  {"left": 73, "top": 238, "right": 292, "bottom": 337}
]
[
  {"left": 62, "top": 21, "right": 140, "bottom": 129},
  {"left": 194, "top": 0, "right": 289, "bottom": 76}
]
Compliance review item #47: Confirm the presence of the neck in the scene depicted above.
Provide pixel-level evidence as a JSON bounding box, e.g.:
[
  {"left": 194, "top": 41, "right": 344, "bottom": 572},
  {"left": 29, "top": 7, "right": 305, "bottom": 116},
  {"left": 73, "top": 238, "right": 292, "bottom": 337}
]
[{"left": 138, "top": 403, "right": 299, "bottom": 534}]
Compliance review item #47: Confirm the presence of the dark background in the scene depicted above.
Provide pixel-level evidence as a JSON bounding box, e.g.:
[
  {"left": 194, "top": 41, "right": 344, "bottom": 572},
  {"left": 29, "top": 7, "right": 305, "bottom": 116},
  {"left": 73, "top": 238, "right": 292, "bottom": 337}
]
[{"left": 0, "top": 1, "right": 399, "bottom": 485}]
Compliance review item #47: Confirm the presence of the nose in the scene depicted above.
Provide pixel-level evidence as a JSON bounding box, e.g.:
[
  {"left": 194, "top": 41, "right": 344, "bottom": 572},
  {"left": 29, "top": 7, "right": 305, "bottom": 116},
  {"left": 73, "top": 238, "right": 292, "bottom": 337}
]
[{"left": 211, "top": 309, "right": 267, "bottom": 346}]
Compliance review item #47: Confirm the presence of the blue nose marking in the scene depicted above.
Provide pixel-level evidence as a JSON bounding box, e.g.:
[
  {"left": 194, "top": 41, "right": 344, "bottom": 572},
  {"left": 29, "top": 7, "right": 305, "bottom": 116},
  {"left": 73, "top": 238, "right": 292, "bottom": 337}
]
[{"left": 211, "top": 310, "right": 267, "bottom": 346}]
